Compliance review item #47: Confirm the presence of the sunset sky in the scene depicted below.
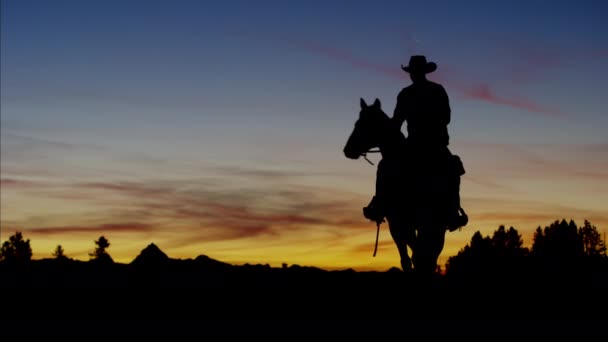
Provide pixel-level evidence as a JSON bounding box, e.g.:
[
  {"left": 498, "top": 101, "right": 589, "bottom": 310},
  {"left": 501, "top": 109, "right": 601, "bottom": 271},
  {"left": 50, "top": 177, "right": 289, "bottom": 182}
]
[{"left": 1, "top": 0, "right": 607, "bottom": 271}]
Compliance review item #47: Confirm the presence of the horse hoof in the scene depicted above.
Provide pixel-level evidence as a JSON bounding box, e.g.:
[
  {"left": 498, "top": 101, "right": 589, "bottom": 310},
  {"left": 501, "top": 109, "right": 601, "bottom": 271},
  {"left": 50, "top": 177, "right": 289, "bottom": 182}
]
[{"left": 401, "top": 258, "right": 413, "bottom": 272}]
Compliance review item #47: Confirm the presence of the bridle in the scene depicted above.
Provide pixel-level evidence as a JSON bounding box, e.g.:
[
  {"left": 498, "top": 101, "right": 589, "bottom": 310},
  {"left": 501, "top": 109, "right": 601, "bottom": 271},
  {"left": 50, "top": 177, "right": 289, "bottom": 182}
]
[{"left": 361, "top": 148, "right": 381, "bottom": 166}]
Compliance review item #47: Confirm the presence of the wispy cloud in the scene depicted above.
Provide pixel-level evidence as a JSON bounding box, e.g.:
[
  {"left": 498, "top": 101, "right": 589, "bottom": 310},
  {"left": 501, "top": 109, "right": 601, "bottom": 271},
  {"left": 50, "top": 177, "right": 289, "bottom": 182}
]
[
  {"left": 0, "top": 132, "right": 80, "bottom": 150},
  {"left": 287, "top": 39, "right": 403, "bottom": 80},
  {"left": 350, "top": 239, "right": 396, "bottom": 255},
  {"left": 277, "top": 37, "right": 568, "bottom": 118},
  {"left": 592, "top": 48, "right": 608, "bottom": 58},
  {"left": 3, "top": 163, "right": 368, "bottom": 246},
  {"left": 465, "top": 195, "right": 608, "bottom": 225},
  {"left": 24, "top": 223, "right": 156, "bottom": 235},
  {"left": 457, "top": 141, "right": 608, "bottom": 183},
  {"left": 0, "top": 178, "right": 43, "bottom": 188},
  {"left": 2, "top": 79, "right": 206, "bottom": 110},
  {"left": 460, "top": 84, "right": 567, "bottom": 118},
  {"left": 80, "top": 181, "right": 170, "bottom": 198}
]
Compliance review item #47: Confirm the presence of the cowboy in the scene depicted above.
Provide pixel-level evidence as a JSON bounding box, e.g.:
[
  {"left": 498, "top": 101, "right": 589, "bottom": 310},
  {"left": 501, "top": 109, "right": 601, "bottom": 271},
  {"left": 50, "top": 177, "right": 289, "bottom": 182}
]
[
  {"left": 390, "top": 55, "right": 467, "bottom": 232},
  {"left": 392, "top": 55, "right": 450, "bottom": 151}
]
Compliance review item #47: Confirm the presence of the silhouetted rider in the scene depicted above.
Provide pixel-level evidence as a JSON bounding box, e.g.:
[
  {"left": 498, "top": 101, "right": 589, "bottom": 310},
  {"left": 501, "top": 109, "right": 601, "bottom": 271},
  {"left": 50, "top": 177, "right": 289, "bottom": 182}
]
[
  {"left": 392, "top": 55, "right": 450, "bottom": 153},
  {"left": 390, "top": 55, "right": 467, "bottom": 232}
]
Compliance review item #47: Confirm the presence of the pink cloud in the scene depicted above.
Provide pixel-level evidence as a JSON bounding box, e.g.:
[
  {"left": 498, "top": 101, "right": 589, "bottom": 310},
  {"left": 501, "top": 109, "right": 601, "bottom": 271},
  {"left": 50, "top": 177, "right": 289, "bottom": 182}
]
[
  {"left": 229, "top": 29, "right": 572, "bottom": 118},
  {"left": 283, "top": 38, "right": 568, "bottom": 118},
  {"left": 591, "top": 48, "right": 608, "bottom": 58},
  {"left": 461, "top": 83, "right": 567, "bottom": 118},
  {"left": 288, "top": 39, "right": 404, "bottom": 80},
  {"left": 0, "top": 178, "right": 41, "bottom": 188}
]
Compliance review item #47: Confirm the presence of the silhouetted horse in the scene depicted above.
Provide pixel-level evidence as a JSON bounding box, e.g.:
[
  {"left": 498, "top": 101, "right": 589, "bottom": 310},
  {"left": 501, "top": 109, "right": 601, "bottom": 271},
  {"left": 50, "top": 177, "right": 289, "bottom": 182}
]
[{"left": 343, "top": 98, "right": 464, "bottom": 277}]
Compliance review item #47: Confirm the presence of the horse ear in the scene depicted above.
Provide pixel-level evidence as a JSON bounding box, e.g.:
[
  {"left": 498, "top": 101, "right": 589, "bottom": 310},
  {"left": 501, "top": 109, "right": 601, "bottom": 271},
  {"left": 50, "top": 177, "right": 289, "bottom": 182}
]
[
  {"left": 360, "top": 98, "right": 367, "bottom": 108},
  {"left": 373, "top": 98, "right": 381, "bottom": 108}
]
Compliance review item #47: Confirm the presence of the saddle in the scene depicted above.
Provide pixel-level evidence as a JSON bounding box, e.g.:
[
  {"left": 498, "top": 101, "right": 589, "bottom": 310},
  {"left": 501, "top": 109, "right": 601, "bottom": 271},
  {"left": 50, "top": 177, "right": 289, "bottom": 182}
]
[{"left": 363, "top": 151, "right": 468, "bottom": 231}]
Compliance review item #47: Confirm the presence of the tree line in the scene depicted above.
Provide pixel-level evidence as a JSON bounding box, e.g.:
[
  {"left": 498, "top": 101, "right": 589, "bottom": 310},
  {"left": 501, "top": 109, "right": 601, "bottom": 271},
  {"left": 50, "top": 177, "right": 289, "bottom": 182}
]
[
  {"left": 444, "top": 218, "right": 607, "bottom": 276},
  {"left": 1, "top": 218, "right": 606, "bottom": 272},
  {"left": 0, "top": 233, "right": 113, "bottom": 264}
]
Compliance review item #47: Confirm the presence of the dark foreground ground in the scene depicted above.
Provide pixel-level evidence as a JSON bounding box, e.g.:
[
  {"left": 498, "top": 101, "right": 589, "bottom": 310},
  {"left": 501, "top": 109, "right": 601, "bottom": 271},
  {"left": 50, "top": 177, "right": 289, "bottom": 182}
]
[{"left": 2, "top": 258, "right": 607, "bottom": 338}]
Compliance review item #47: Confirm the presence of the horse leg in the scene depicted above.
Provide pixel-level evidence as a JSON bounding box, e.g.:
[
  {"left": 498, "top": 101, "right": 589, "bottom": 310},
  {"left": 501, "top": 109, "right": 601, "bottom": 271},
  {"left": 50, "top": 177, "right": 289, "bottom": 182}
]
[
  {"left": 386, "top": 214, "right": 416, "bottom": 271},
  {"left": 412, "top": 223, "right": 446, "bottom": 277}
]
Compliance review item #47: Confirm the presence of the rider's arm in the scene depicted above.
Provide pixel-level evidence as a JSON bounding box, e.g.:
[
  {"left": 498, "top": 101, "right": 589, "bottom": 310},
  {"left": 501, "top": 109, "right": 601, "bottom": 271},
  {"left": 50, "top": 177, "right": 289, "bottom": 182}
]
[
  {"left": 392, "top": 89, "right": 407, "bottom": 128},
  {"left": 439, "top": 85, "right": 451, "bottom": 125}
]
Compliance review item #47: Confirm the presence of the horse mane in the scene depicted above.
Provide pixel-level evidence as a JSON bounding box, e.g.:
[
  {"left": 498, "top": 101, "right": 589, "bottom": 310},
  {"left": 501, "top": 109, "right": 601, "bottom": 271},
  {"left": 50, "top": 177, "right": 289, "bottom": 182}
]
[{"left": 361, "top": 99, "right": 408, "bottom": 151}]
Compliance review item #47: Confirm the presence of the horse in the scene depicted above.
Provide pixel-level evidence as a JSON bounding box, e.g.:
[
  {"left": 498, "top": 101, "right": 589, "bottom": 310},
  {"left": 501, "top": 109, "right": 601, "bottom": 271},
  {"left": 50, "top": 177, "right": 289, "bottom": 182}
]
[{"left": 343, "top": 98, "right": 466, "bottom": 277}]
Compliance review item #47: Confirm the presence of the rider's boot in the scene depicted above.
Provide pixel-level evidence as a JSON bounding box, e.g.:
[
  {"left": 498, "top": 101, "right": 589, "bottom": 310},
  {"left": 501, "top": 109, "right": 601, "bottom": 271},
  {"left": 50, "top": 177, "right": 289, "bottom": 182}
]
[{"left": 447, "top": 207, "right": 468, "bottom": 232}]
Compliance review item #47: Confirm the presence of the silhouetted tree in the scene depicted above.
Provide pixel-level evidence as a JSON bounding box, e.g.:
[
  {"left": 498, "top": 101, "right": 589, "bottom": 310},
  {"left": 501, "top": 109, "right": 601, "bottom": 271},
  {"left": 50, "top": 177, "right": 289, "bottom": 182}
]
[
  {"left": 89, "top": 236, "right": 113, "bottom": 263},
  {"left": 490, "top": 226, "right": 528, "bottom": 256},
  {"left": 579, "top": 220, "right": 606, "bottom": 257},
  {"left": 492, "top": 225, "right": 509, "bottom": 253},
  {"left": 445, "top": 230, "right": 493, "bottom": 275},
  {"left": 506, "top": 227, "right": 526, "bottom": 255},
  {"left": 532, "top": 219, "right": 583, "bottom": 258},
  {"left": 0, "top": 231, "right": 33, "bottom": 263},
  {"left": 531, "top": 226, "right": 545, "bottom": 257},
  {"left": 469, "top": 230, "right": 493, "bottom": 258},
  {"left": 53, "top": 245, "right": 67, "bottom": 259},
  {"left": 446, "top": 225, "right": 528, "bottom": 276}
]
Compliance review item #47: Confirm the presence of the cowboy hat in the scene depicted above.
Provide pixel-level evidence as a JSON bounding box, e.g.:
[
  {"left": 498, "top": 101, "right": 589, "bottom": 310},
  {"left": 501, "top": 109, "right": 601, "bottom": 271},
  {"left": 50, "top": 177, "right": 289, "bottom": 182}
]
[{"left": 401, "top": 55, "right": 437, "bottom": 74}]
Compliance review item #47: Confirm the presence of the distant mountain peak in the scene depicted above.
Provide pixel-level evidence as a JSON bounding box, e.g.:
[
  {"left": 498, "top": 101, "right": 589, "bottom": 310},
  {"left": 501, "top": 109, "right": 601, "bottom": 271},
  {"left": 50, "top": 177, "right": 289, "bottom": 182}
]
[
  {"left": 131, "top": 243, "right": 170, "bottom": 266},
  {"left": 194, "top": 254, "right": 232, "bottom": 268}
]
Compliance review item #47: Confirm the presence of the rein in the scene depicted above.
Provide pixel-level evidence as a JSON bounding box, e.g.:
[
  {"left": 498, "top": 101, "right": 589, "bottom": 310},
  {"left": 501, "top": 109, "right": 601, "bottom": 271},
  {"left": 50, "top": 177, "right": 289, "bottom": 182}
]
[
  {"left": 361, "top": 148, "right": 381, "bottom": 166},
  {"left": 361, "top": 147, "right": 383, "bottom": 257},
  {"left": 373, "top": 221, "right": 380, "bottom": 257}
]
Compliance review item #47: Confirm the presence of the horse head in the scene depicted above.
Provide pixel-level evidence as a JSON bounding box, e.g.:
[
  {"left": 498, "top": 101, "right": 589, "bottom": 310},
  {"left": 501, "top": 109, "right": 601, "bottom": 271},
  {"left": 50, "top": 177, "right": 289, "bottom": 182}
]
[{"left": 343, "top": 98, "right": 391, "bottom": 160}]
